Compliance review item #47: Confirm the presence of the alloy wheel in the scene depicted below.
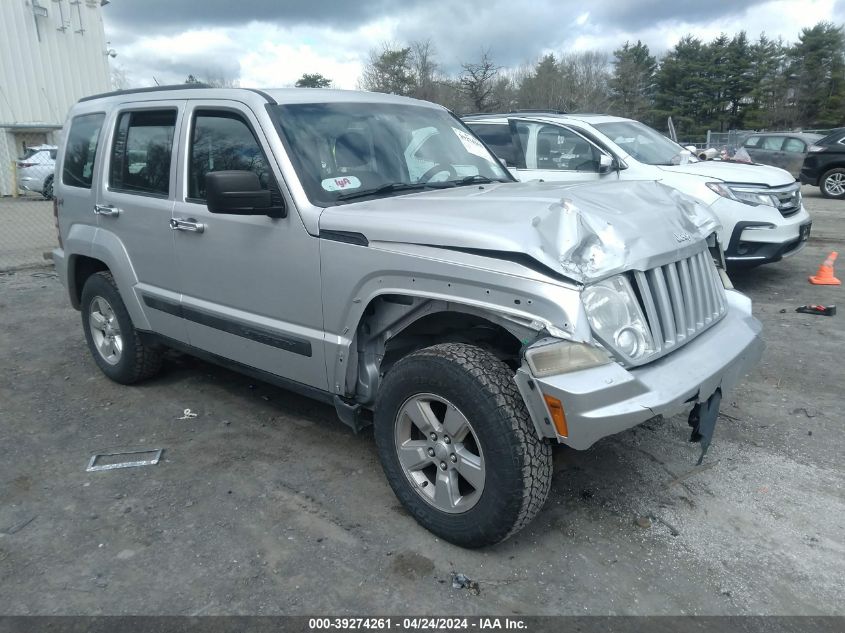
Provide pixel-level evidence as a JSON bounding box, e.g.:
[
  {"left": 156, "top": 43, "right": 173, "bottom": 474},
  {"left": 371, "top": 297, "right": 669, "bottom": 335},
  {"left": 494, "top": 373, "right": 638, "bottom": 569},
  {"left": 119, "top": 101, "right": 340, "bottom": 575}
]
[
  {"left": 824, "top": 172, "right": 845, "bottom": 196},
  {"left": 88, "top": 296, "right": 123, "bottom": 365},
  {"left": 394, "top": 393, "right": 485, "bottom": 513}
]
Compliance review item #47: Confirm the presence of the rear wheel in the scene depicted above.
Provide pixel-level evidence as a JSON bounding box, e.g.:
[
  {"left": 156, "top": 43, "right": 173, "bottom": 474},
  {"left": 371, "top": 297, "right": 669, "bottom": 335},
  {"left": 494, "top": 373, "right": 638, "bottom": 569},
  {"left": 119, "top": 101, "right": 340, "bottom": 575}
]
[
  {"left": 41, "top": 175, "right": 54, "bottom": 200},
  {"left": 821, "top": 168, "right": 845, "bottom": 199},
  {"left": 374, "top": 343, "right": 552, "bottom": 548},
  {"left": 80, "top": 271, "right": 163, "bottom": 384}
]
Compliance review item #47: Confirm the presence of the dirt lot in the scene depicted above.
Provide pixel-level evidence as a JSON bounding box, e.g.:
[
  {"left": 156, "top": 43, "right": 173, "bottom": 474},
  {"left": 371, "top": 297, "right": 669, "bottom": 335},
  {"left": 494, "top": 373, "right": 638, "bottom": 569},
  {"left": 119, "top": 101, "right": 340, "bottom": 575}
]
[{"left": 0, "top": 186, "right": 842, "bottom": 615}]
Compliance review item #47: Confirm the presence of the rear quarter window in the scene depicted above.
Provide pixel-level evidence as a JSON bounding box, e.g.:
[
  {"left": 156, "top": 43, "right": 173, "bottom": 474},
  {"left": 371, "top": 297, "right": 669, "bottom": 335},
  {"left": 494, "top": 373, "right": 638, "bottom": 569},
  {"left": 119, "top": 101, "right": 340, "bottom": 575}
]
[{"left": 62, "top": 113, "right": 106, "bottom": 189}]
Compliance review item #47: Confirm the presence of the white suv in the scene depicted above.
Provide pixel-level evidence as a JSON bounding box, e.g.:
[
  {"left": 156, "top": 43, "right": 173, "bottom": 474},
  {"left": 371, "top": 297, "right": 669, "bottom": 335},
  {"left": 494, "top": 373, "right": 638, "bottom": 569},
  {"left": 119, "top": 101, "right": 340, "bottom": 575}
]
[{"left": 465, "top": 113, "right": 812, "bottom": 268}]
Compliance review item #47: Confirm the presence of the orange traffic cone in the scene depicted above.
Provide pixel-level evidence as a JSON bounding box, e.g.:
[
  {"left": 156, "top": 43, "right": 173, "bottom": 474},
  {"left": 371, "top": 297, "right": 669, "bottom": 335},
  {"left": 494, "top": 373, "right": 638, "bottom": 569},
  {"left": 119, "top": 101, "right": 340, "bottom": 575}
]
[{"left": 809, "top": 251, "right": 841, "bottom": 285}]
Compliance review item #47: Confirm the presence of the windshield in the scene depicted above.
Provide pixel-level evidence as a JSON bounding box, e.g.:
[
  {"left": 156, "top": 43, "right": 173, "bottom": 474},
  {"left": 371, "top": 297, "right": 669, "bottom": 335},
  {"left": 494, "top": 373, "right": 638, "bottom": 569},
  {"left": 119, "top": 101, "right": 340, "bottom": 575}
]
[
  {"left": 594, "top": 121, "right": 699, "bottom": 166},
  {"left": 273, "top": 102, "right": 511, "bottom": 206}
]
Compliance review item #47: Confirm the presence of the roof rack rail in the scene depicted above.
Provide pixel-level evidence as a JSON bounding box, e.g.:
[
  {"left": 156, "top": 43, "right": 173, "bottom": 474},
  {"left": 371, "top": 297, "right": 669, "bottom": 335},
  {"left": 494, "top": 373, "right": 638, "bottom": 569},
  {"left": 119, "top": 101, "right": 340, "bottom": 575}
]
[
  {"left": 78, "top": 85, "right": 277, "bottom": 104},
  {"left": 514, "top": 109, "right": 568, "bottom": 114},
  {"left": 462, "top": 109, "right": 568, "bottom": 118}
]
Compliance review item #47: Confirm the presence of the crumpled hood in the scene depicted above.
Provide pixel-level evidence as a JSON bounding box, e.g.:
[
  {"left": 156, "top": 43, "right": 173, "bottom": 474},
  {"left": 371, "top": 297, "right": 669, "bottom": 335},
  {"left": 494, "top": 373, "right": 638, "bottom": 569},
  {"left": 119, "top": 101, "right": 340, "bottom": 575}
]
[
  {"left": 658, "top": 160, "right": 795, "bottom": 186},
  {"left": 319, "top": 180, "right": 720, "bottom": 284}
]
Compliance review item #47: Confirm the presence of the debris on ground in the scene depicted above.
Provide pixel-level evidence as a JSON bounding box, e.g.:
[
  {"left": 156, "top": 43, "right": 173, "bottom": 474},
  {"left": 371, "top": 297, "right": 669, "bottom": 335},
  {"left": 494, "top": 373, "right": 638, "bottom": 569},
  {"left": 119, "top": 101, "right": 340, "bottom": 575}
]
[
  {"left": 635, "top": 516, "right": 652, "bottom": 529},
  {"left": 451, "top": 573, "right": 480, "bottom": 595},
  {"left": 177, "top": 408, "right": 197, "bottom": 420},
  {"left": 796, "top": 304, "right": 836, "bottom": 316},
  {"left": 86, "top": 449, "right": 164, "bottom": 472}
]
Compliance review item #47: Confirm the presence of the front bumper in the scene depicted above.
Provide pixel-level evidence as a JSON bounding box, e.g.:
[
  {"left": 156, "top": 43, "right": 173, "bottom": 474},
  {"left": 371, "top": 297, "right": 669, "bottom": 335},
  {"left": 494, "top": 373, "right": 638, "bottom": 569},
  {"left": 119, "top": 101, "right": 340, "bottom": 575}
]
[
  {"left": 17, "top": 176, "right": 43, "bottom": 192},
  {"left": 799, "top": 169, "right": 820, "bottom": 187},
  {"left": 711, "top": 197, "right": 812, "bottom": 266},
  {"left": 515, "top": 290, "right": 764, "bottom": 450}
]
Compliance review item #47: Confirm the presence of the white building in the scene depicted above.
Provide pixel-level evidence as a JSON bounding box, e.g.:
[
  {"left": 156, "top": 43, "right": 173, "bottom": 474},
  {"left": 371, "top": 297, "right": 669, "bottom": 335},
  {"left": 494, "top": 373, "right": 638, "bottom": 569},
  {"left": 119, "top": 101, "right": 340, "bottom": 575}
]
[{"left": 1, "top": 0, "right": 111, "bottom": 196}]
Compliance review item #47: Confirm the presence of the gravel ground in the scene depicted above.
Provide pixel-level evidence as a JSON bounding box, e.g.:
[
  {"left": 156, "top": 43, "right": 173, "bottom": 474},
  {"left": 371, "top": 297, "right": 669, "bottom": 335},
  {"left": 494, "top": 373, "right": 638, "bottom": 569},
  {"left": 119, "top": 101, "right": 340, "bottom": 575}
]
[{"left": 0, "top": 186, "right": 842, "bottom": 615}]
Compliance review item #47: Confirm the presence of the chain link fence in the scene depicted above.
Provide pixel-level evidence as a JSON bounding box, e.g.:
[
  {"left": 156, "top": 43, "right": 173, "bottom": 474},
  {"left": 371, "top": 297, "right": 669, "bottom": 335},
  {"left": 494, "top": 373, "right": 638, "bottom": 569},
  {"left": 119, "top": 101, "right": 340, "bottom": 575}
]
[
  {"left": 1, "top": 159, "right": 57, "bottom": 271},
  {"left": 705, "top": 129, "right": 835, "bottom": 154}
]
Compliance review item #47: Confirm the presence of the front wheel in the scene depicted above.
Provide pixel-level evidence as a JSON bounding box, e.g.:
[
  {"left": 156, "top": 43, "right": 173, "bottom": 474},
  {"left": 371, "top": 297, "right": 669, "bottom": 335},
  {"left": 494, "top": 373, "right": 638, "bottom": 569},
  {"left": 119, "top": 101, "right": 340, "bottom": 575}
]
[
  {"left": 374, "top": 343, "right": 552, "bottom": 547},
  {"left": 821, "top": 168, "right": 845, "bottom": 199}
]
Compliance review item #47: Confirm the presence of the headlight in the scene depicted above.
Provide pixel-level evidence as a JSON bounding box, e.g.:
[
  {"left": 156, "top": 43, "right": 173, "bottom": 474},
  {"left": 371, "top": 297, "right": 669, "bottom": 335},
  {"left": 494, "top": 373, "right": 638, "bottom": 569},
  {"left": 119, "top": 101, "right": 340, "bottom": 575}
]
[
  {"left": 525, "top": 339, "right": 610, "bottom": 377},
  {"left": 807, "top": 144, "right": 825, "bottom": 153},
  {"left": 582, "top": 275, "right": 655, "bottom": 363},
  {"left": 705, "top": 182, "right": 789, "bottom": 208}
]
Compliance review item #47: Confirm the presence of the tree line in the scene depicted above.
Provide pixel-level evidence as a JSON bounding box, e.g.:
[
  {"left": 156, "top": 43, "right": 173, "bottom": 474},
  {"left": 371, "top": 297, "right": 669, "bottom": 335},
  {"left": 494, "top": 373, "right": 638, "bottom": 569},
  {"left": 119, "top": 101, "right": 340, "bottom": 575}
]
[{"left": 295, "top": 21, "right": 845, "bottom": 140}]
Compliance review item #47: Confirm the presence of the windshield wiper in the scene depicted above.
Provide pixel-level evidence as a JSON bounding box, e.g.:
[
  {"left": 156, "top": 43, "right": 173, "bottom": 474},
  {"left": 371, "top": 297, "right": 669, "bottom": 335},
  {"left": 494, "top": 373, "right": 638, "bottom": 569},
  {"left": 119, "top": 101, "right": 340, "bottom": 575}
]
[
  {"left": 336, "top": 181, "right": 453, "bottom": 202},
  {"left": 449, "top": 175, "right": 510, "bottom": 186}
]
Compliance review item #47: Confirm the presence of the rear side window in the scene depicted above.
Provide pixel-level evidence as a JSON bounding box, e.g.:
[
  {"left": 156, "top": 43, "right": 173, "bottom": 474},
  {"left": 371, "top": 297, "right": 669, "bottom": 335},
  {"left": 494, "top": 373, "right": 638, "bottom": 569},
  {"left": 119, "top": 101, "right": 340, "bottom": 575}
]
[
  {"left": 110, "top": 109, "right": 177, "bottom": 197},
  {"left": 536, "top": 125, "right": 601, "bottom": 172},
  {"left": 760, "top": 136, "right": 785, "bottom": 150},
  {"left": 470, "top": 124, "right": 519, "bottom": 166},
  {"left": 188, "top": 110, "right": 272, "bottom": 201},
  {"left": 62, "top": 113, "right": 105, "bottom": 189},
  {"left": 743, "top": 136, "right": 761, "bottom": 147},
  {"left": 782, "top": 138, "right": 806, "bottom": 153}
]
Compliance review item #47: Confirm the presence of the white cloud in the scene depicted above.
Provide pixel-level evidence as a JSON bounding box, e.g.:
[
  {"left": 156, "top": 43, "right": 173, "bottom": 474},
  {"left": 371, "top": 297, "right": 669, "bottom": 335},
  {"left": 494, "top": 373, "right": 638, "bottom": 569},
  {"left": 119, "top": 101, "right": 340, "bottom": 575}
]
[
  {"left": 106, "top": 0, "right": 845, "bottom": 89},
  {"left": 240, "top": 42, "right": 362, "bottom": 89}
]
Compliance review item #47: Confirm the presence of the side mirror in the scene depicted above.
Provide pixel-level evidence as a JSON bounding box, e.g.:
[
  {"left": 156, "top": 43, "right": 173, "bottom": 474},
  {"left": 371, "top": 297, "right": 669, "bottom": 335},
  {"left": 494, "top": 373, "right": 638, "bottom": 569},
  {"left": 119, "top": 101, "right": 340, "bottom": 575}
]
[
  {"left": 206, "top": 170, "right": 284, "bottom": 217},
  {"left": 598, "top": 154, "right": 615, "bottom": 174}
]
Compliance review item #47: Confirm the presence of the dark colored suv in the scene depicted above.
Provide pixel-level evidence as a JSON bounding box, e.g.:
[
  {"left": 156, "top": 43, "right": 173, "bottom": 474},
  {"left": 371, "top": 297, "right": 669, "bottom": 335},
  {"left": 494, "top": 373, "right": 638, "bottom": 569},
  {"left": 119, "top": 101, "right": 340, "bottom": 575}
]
[{"left": 800, "top": 127, "right": 845, "bottom": 199}]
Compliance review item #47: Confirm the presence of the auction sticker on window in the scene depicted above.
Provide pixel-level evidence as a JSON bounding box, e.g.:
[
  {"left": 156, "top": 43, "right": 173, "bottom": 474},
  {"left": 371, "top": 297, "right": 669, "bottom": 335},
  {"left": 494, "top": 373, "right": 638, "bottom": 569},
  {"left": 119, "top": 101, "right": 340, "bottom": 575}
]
[
  {"left": 322, "top": 176, "right": 361, "bottom": 191},
  {"left": 452, "top": 127, "right": 490, "bottom": 160}
]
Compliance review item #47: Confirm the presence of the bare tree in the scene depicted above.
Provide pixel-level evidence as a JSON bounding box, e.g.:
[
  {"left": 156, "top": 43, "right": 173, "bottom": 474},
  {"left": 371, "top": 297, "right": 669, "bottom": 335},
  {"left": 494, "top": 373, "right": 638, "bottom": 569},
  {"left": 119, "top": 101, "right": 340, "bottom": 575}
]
[
  {"left": 459, "top": 49, "right": 501, "bottom": 112},
  {"left": 184, "top": 73, "right": 240, "bottom": 88},
  {"left": 559, "top": 51, "right": 611, "bottom": 112},
  {"left": 410, "top": 39, "right": 439, "bottom": 101},
  {"left": 110, "top": 63, "right": 130, "bottom": 90}
]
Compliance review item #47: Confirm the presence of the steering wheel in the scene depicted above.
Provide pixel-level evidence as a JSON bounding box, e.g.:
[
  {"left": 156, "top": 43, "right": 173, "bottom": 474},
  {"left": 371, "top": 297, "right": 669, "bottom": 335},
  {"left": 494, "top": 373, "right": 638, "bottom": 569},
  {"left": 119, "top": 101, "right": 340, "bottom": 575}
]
[{"left": 419, "top": 163, "right": 458, "bottom": 183}]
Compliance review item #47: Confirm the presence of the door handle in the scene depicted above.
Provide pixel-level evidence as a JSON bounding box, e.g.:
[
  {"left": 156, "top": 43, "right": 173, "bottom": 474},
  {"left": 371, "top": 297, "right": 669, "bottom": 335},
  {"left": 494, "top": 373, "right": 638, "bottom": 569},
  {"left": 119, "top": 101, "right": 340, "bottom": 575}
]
[
  {"left": 94, "top": 204, "right": 121, "bottom": 217},
  {"left": 170, "top": 217, "right": 205, "bottom": 233}
]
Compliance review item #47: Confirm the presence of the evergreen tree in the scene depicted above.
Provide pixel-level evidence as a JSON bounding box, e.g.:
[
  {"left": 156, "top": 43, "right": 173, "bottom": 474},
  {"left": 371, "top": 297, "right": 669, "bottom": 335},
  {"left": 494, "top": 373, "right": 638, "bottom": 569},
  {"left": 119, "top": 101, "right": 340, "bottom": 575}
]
[
  {"left": 359, "top": 44, "right": 416, "bottom": 96},
  {"left": 609, "top": 41, "right": 657, "bottom": 122},
  {"left": 788, "top": 22, "right": 845, "bottom": 127},
  {"left": 295, "top": 73, "right": 332, "bottom": 88},
  {"left": 723, "top": 32, "right": 753, "bottom": 128},
  {"left": 654, "top": 36, "right": 709, "bottom": 137},
  {"left": 745, "top": 34, "right": 788, "bottom": 129},
  {"left": 518, "top": 54, "right": 567, "bottom": 111}
]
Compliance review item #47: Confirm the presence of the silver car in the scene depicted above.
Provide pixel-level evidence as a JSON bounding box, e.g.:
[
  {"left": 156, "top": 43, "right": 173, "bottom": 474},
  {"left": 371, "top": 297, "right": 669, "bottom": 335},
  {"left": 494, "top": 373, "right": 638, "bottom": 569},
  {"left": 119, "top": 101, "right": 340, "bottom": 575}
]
[
  {"left": 16, "top": 144, "right": 57, "bottom": 198},
  {"left": 53, "top": 87, "right": 763, "bottom": 547},
  {"left": 741, "top": 132, "right": 823, "bottom": 179}
]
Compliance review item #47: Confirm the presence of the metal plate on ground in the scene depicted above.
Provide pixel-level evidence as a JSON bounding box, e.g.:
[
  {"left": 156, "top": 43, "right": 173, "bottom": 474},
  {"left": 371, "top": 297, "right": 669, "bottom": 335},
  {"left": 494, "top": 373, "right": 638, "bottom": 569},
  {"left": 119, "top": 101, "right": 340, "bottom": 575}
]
[{"left": 86, "top": 449, "right": 163, "bottom": 472}]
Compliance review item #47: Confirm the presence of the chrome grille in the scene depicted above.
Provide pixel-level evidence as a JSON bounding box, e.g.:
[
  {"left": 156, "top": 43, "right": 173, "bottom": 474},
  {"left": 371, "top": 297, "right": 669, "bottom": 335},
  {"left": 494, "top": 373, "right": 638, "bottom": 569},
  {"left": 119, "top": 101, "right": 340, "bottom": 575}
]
[
  {"left": 773, "top": 185, "right": 801, "bottom": 217},
  {"left": 633, "top": 250, "right": 727, "bottom": 356}
]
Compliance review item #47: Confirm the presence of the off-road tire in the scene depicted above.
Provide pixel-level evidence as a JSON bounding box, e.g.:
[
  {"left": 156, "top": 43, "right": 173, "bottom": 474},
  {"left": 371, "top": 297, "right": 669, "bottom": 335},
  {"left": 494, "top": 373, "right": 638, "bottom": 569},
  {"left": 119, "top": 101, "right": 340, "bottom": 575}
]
[
  {"left": 374, "top": 343, "right": 552, "bottom": 547},
  {"left": 80, "top": 271, "right": 163, "bottom": 384},
  {"left": 820, "top": 168, "right": 845, "bottom": 200}
]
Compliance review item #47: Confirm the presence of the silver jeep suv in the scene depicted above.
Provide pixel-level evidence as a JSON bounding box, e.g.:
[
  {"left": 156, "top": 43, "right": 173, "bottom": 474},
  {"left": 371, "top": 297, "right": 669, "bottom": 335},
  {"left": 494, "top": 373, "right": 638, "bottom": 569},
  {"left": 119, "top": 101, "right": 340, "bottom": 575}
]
[{"left": 53, "top": 87, "right": 763, "bottom": 547}]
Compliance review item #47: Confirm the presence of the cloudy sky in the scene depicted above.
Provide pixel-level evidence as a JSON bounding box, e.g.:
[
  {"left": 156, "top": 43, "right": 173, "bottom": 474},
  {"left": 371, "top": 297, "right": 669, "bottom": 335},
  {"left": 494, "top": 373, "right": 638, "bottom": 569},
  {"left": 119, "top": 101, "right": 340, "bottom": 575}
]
[{"left": 103, "top": 0, "right": 845, "bottom": 89}]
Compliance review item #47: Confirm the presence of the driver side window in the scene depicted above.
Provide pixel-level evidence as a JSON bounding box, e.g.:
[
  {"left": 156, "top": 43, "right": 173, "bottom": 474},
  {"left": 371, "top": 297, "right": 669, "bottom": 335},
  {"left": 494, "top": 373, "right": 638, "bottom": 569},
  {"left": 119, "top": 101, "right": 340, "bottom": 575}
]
[
  {"left": 535, "top": 125, "right": 600, "bottom": 172},
  {"left": 188, "top": 110, "right": 272, "bottom": 201}
]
